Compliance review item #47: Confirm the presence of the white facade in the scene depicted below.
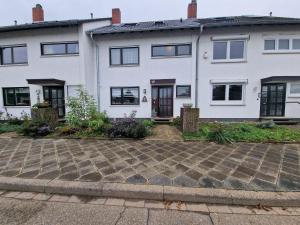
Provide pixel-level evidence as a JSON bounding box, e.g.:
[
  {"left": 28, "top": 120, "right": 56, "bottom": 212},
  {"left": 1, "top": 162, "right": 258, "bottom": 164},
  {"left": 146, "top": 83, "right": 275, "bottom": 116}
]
[
  {"left": 1, "top": 19, "right": 300, "bottom": 120},
  {"left": 0, "top": 19, "right": 110, "bottom": 118}
]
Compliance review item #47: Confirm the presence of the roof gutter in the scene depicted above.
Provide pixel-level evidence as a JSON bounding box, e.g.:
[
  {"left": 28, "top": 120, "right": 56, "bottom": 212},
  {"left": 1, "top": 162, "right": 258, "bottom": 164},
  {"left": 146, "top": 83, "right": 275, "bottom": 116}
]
[
  {"left": 195, "top": 24, "right": 204, "bottom": 108},
  {"left": 90, "top": 32, "right": 101, "bottom": 111}
]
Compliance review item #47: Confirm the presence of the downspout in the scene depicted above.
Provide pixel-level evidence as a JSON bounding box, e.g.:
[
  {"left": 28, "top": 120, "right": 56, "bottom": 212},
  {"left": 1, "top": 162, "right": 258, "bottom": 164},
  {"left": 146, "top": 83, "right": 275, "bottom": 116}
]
[
  {"left": 90, "top": 32, "right": 101, "bottom": 111},
  {"left": 195, "top": 24, "right": 204, "bottom": 108}
]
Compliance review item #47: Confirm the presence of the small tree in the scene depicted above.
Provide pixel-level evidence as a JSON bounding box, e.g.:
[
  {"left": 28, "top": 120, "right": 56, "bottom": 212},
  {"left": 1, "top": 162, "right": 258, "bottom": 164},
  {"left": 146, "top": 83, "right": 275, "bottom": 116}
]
[{"left": 66, "top": 88, "right": 97, "bottom": 127}]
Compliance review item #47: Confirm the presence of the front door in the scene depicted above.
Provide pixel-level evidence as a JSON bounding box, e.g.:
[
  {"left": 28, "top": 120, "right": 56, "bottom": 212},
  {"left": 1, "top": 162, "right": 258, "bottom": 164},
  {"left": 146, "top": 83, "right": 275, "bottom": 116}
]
[
  {"left": 43, "top": 86, "right": 65, "bottom": 118},
  {"left": 260, "top": 83, "right": 286, "bottom": 117},
  {"left": 152, "top": 86, "right": 173, "bottom": 117}
]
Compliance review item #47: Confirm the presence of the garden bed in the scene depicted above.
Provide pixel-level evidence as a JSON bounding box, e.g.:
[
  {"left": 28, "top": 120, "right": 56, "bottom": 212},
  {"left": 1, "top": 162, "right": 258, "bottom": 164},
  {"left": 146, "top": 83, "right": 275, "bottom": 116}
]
[{"left": 183, "top": 122, "right": 300, "bottom": 143}]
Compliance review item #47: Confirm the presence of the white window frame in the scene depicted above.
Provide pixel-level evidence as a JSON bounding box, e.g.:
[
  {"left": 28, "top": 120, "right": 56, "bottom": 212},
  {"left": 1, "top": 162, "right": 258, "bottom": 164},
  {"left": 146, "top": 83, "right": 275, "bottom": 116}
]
[
  {"left": 287, "top": 82, "right": 300, "bottom": 98},
  {"left": 211, "top": 36, "right": 248, "bottom": 63},
  {"left": 263, "top": 37, "right": 300, "bottom": 54},
  {"left": 210, "top": 80, "right": 247, "bottom": 106}
]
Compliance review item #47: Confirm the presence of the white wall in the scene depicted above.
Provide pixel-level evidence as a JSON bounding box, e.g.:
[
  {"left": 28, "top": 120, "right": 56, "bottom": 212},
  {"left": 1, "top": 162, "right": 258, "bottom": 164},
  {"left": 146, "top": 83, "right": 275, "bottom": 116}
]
[
  {"left": 95, "top": 31, "right": 197, "bottom": 118},
  {"left": 197, "top": 25, "right": 300, "bottom": 119},
  {"left": 0, "top": 19, "right": 110, "bottom": 118}
]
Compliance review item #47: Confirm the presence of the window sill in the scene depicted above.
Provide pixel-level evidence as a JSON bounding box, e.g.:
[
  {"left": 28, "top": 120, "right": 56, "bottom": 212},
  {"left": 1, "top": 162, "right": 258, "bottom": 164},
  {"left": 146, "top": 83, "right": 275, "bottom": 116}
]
[
  {"left": 211, "top": 59, "right": 247, "bottom": 64},
  {"left": 176, "top": 96, "right": 191, "bottom": 99},
  {"left": 287, "top": 94, "right": 300, "bottom": 98},
  {"left": 4, "top": 106, "right": 31, "bottom": 108},
  {"left": 110, "top": 105, "right": 140, "bottom": 107},
  {"left": 0, "top": 63, "right": 28, "bottom": 67},
  {"left": 40, "top": 54, "right": 79, "bottom": 58},
  {"left": 109, "top": 64, "right": 140, "bottom": 68},
  {"left": 263, "top": 51, "right": 300, "bottom": 55},
  {"left": 151, "top": 55, "right": 192, "bottom": 59},
  {"left": 210, "top": 102, "right": 245, "bottom": 106}
]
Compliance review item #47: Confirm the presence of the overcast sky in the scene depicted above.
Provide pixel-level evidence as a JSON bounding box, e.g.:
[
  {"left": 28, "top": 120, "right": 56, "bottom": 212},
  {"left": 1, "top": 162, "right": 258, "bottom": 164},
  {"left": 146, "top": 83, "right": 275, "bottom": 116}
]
[{"left": 0, "top": 0, "right": 299, "bottom": 26}]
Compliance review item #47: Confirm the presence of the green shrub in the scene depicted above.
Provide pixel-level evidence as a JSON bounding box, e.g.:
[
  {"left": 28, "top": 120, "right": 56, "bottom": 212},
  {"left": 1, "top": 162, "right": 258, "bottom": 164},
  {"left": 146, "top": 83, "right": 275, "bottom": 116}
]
[
  {"left": 143, "top": 120, "right": 154, "bottom": 128},
  {"left": 0, "top": 123, "right": 22, "bottom": 134},
  {"left": 20, "top": 121, "right": 52, "bottom": 137},
  {"left": 256, "top": 120, "right": 276, "bottom": 129},
  {"left": 66, "top": 88, "right": 98, "bottom": 127},
  {"left": 207, "top": 124, "right": 233, "bottom": 144},
  {"left": 107, "top": 112, "right": 147, "bottom": 139},
  {"left": 171, "top": 116, "right": 181, "bottom": 129},
  {"left": 58, "top": 125, "right": 80, "bottom": 135},
  {"left": 31, "top": 107, "right": 59, "bottom": 129}
]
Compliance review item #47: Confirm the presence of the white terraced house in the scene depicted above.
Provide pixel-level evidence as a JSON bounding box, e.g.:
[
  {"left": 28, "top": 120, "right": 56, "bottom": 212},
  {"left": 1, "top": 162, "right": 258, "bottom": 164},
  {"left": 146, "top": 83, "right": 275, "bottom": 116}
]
[{"left": 1, "top": 1, "right": 300, "bottom": 122}]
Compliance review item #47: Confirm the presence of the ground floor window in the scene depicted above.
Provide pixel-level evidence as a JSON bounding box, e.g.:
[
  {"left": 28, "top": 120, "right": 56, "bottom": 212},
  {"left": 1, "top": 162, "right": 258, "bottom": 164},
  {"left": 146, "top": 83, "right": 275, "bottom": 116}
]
[
  {"left": 289, "top": 83, "right": 300, "bottom": 96},
  {"left": 176, "top": 85, "right": 191, "bottom": 98},
  {"left": 3, "top": 87, "right": 30, "bottom": 106},
  {"left": 111, "top": 87, "right": 139, "bottom": 105},
  {"left": 211, "top": 83, "right": 245, "bottom": 105}
]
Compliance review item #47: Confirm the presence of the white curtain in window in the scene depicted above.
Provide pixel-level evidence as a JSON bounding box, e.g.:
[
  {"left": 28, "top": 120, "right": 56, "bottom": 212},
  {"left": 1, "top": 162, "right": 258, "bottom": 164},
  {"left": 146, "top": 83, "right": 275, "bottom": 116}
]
[{"left": 122, "top": 48, "right": 138, "bottom": 64}]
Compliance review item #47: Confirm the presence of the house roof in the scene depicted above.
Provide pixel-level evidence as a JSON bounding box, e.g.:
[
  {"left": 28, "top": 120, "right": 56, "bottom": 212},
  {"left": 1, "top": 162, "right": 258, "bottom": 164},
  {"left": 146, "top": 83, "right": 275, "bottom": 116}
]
[
  {"left": 89, "top": 19, "right": 200, "bottom": 35},
  {"left": 89, "top": 16, "right": 300, "bottom": 35},
  {"left": 0, "top": 18, "right": 111, "bottom": 33}
]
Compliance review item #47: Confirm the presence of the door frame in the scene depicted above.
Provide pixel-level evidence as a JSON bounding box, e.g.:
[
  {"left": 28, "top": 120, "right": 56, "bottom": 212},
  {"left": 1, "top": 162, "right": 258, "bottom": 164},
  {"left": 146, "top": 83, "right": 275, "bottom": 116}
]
[
  {"left": 43, "top": 86, "right": 65, "bottom": 118},
  {"left": 260, "top": 83, "right": 286, "bottom": 117},
  {"left": 151, "top": 85, "right": 174, "bottom": 118}
]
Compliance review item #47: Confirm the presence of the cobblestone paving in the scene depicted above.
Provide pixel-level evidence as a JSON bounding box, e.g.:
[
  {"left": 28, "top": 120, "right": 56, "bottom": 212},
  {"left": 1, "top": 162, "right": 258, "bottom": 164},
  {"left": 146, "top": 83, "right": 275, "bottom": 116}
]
[{"left": 0, "top": 138, "right": 299, "bottom": 191}]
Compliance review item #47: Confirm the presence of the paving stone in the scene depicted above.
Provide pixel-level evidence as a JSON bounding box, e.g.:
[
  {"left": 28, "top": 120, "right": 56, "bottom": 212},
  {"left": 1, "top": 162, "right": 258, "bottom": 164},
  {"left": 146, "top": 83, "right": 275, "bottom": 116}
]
[
  {"left": 149, "top": 174, "right": 172, "bottom": 186},
  {"left": 145, "top": 200, "right": 165, "bottom": 209},
  {"left": 199, "top": 177, "right": 223, "bottom": 188},
  {"left": 105, "top": 198, "right": 125, "bottom": 206},
  {"left": 208, "top": 205, "right": 232, "bottom": 213},
  {"left": 33, "top": 193, "right": 52, "bottom": 201},
  {"left": 88, "top": 197, "right": 107, "bottom": 205},
  {"left": 126, "top": 174, "right": 147, "bottom": 184},
  {"left": 78, "top": 172, "right": 102, "bottom": 181},
  {"left": 125, "top": 199, "right": 145, "bottom": 208},
  {"left": 15, "top": 192, "right": 36, "bottom": 200},
  {"left": 49, "top": 194, "right": 70, "bottom": 202},
  {"left": 250, "top": 178, "right": 277, "bottom": 191},
  {"left": 2, "top": 191, "right": 21, "bottom": 198},
  {"left": 36, "top": 169, "right": 60, "bottom": 180},
  {"left": 59, "top": 172, "right": 79, "bottom": 181},
  {"left": 0, "top": 138, "right": 298, "bottom": 191},
  {"left": 17, "top": 170, "right": 39, "bottom": 178},
  {"left": 173, "top": 175, "right": 198, "bottom": 187},
  {"left": 186, "top": 203, "right": 209, "bottom": 213}
]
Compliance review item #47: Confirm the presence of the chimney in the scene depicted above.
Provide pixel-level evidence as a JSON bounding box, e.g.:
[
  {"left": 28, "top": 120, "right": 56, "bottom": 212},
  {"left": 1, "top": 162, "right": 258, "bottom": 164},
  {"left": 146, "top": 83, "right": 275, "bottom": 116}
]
[
  {"left": 112, "top": 8, "right": 121, "bottom": 25},
  {"left": 187, "top": 0, "right": 197, "bottom": 19},
  {"left": 32, "top": 4, "right": 44, "bottom": 22}
]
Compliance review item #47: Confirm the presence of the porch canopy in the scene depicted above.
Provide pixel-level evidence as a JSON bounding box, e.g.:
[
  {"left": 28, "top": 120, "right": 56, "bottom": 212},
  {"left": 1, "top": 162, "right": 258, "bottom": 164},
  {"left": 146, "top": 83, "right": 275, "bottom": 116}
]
[
  {"left": 261, "top": 76, "right": 300, "bottom": 84},
  {"left": 150, "top": 79, "right": 176, "bottom": 85},
  {"left": 27, "top": 79, "right": 65, "bottom": 86}
]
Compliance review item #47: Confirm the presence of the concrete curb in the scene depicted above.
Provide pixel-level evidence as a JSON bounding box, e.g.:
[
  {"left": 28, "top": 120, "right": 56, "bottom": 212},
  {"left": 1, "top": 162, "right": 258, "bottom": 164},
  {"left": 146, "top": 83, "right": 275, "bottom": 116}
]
[{"left": 0, "top": 177, "right": 299, "bottom": 207}]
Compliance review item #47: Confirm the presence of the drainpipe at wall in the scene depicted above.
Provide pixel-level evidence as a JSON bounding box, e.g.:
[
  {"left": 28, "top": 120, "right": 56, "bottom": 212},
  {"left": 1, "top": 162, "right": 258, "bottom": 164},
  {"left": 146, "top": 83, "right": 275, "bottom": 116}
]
[
  {"left": 90, "top": 32, "right": 101, "bottom": 111},
  {"left": 195, "top": 24, "right": 204, "bottom": 108}
]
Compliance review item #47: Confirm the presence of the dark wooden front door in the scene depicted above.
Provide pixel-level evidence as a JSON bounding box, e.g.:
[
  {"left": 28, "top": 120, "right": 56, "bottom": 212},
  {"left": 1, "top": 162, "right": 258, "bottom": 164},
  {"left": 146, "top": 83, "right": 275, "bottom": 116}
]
[
  {"left": 43, "top": 86, "right": 65, "bottom": 118},
  {"left": 260, "top": 83, "right": 286, "bottom": 117},
  {"left": 152, "top": 86, "right": 173, "bottom": 117}
]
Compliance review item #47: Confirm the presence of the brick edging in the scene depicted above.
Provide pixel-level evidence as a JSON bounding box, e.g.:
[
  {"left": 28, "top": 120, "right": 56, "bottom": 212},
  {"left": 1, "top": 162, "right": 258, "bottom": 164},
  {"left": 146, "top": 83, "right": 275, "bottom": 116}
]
[{"left": 0, "top": 177, "right": 299, "bottom": 207}]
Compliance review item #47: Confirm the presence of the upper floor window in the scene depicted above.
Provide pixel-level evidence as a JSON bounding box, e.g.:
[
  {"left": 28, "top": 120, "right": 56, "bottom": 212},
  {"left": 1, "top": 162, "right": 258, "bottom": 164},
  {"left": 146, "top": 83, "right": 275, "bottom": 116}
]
[
  {"left": 264, "top": 38, "right": 300, "bottom": 52},
  {"left": 41, "top": 42, "right": 79, "bottom": 56},
  {"left": 213, "top": 40, "right": 245, "bottom": 61},
  {"left": 110, "top": 47, "right": 139, "bottom": 66},
  {"left": 152, "top": 44, "right": 192, "bottom": 57},
  {"left": 0, "top": 45, "right": 28, "bottom": 65},
  {"left": 3, "top": 87, "right": 30, "bottom": 106}
]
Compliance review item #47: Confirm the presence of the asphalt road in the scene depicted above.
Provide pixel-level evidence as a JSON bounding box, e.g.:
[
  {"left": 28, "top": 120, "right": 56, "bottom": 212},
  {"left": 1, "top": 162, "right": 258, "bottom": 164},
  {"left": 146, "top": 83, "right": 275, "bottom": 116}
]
[{"left": 0, "top": 197, "right": 300, "bottom": 225}]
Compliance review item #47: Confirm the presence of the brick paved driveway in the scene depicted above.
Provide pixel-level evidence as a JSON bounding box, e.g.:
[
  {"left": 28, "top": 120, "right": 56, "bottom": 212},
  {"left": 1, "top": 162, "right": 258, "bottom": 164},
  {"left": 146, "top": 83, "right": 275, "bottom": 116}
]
[{"left": 0, "top": 138, "right": 299, "bottom": 191}]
